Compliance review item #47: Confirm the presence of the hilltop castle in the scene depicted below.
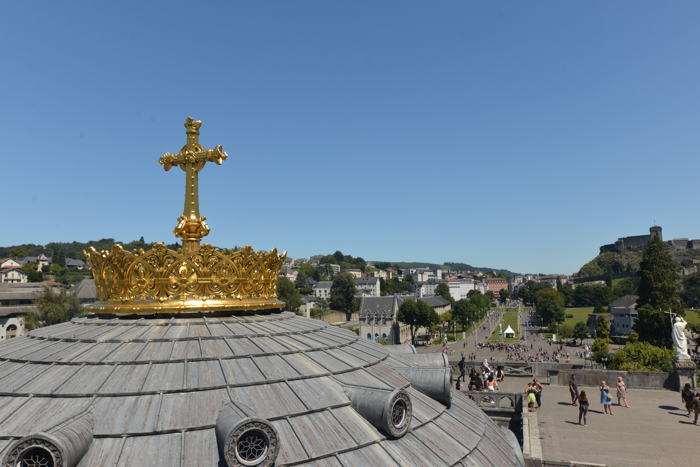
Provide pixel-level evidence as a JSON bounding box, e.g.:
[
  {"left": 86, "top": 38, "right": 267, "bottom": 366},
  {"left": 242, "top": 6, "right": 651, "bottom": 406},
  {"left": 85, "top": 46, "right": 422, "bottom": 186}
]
[{"left": 600, "top": 225, "right": 700, "bottom": 254}]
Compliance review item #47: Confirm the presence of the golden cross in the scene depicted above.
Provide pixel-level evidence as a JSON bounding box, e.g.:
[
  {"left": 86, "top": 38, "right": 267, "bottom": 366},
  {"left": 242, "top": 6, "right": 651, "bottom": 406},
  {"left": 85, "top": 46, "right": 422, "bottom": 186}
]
[{"left": 159, "top": 117, "right": 228, "bottom": 252}]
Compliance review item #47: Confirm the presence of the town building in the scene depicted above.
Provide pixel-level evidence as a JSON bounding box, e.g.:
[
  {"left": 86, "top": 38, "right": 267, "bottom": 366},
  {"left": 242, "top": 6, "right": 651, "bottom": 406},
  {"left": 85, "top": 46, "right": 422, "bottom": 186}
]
[
  {"left": 300, "top": 295, "right": 321, "bottom": 317},
  {"left": 609, "top": 294, "right": 638, "bottom": 337},
  {"left": 416, "top": 278, "right": 446, "bottom": 297},
  {"left": 18, "top": 254, "right": 51, "bottom": 271},
  {"left": 447, "top": 278, "right": 476, "bottom": 301},
  {"left": 0, "top": 308, "right": 26, "bottom": 340},
  {"left": 538, "top": 274, "right": 568, "bottom": 289},
  {"left": 369, "top": 268, "right": 392, "bottom": 280},
  {"left": 0, "top": 259, "right": 21, "bottom": 269},
  {"left": 359, "top": 294, "right": 412, "bottom": 344},
  {"left": 72, "top": 278, "right": 97, "bottom": 304},
  {"left": 486, "top": 277, "right": 508, "bottom": 294},
  {"left": 355, "top": 277, "right": 380, "bottom": 297},
  {"left": 0, "top": 268, "right": 28, "bottom": 284},
  {"left": 418, "top": 295, "right": 451, "bottom": 315},
  {"left": 65, "top": 258, "right": 86, "bottom": 269},
  {"left": 346, "top": 269, "right": 362, "bottom": 279},
  {"left": 312, "top": 280, "right": 332, "bottom": 299},
  {"left": 0, "top": 283, "right": 56, "bottom": 339}
]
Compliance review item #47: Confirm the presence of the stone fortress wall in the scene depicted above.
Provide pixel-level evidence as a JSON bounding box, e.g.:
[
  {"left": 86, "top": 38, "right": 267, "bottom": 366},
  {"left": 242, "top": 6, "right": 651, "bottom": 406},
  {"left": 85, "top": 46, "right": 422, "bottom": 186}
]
[{"left": 599, "top": 225, "right": 700, "bottom": 254}]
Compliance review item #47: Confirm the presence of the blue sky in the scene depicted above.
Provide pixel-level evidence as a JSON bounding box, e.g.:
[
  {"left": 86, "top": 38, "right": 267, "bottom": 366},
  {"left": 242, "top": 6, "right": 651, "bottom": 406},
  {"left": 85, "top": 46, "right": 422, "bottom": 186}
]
[{"left": 2, "top": 1, "right": 700, "bottom": 274}]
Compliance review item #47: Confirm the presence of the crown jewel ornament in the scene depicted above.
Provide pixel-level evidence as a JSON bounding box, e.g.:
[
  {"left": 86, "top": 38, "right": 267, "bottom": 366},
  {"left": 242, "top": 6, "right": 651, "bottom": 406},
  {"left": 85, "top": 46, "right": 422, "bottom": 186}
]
[{"left": 84, "top": 118, "right": 285, "bottom": 314}]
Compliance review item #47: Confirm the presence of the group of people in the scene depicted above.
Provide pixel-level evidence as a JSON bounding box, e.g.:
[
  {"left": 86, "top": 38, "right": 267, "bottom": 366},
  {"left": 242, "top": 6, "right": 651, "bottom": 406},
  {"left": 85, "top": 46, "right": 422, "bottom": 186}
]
[
  {"left": 525, "top": 379, "right": 544, "bottom": 410},
  {"left": 456, "top": 357, "right": 505, "bottom": 392},
  {"left": 567, "top": 375, "right": 630, "bottom": 425}
]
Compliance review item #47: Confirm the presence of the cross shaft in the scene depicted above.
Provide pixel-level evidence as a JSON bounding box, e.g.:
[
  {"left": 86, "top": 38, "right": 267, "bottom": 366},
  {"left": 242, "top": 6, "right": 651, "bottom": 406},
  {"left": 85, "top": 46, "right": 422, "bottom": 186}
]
[{"left": 159, "top": 117, "right": 228, "bottom": 253}]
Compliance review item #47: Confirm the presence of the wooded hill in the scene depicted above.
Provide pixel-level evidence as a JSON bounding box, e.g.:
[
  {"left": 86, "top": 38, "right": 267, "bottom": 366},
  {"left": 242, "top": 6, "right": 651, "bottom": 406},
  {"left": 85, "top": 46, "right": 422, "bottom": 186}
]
[
  {"left": 0, "top": 238, "right": 180, "bottom": 260},
  {"left": 578, "top": 248, "right": 700, "bottom": 279}
]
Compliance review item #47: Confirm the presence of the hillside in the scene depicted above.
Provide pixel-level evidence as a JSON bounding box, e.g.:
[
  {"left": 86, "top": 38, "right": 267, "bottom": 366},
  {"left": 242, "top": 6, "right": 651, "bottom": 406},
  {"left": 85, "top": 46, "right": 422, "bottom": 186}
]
[
  {"left": 0, "top": 239, "right": 181, "bottom": 260},
  {"left": 372, "top": 260, "right": 518, "bottom": 277},
  {"left": 578, "top": 247, "right": 700, "bottom": 279}
]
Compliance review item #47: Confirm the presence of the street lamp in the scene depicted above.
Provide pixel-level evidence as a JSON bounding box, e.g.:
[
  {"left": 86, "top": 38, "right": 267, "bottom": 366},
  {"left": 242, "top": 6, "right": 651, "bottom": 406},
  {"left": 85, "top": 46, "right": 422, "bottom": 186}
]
[{"left": 601, "top": 356, "right": 608, "bottom": 370}]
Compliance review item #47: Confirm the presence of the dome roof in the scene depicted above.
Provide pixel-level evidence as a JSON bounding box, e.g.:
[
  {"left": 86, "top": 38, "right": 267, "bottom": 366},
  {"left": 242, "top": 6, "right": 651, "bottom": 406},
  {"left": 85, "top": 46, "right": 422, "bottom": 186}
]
[
  {"left": 0, "top": 311, "right": 524, "bottom": 466},
  {"left": 0, "top": 119, "right": 523, "bottom": 465}
]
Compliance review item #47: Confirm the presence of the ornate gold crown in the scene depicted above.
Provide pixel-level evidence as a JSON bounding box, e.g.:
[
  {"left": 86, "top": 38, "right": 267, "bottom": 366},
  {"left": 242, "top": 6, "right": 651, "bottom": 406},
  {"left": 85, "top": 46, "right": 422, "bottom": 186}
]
[{"left": 84, "top": 118, "right": 285, "bottom": 314}]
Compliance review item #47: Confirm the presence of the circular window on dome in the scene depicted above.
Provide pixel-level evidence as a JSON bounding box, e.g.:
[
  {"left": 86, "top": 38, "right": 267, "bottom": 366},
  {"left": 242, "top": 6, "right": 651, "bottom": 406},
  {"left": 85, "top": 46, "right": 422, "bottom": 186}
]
[
  {"left": 18, "top": 447, "right": 54, "bottom": 467},
  {"left": 5, "top": 438, "right": 62, "bottom": 467},
  {"left": 235, "top": 428, "right": 269, "bottom": 466},
  {"left": 223, "top": 420, "right": 279, "bottom": 467},
  {"left": 386, "top": 391, "right": 412, "bottom": 438},
  {"left": 391, "top": 398, "right": 408, "bottom": 429}
]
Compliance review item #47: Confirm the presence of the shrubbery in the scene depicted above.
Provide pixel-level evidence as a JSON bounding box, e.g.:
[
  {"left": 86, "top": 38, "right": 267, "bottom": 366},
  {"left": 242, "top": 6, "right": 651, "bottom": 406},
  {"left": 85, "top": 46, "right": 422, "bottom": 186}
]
[
  {"left": 591, "top": 338, "right": 610, "bottom": 363},
  {"left": 610, "top": 341, "right": 673, "bottom": 372}
]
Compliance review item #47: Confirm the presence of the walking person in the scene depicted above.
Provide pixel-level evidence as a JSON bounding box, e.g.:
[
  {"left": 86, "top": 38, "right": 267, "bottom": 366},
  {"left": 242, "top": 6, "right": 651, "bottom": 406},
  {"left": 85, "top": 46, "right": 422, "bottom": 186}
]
[
  {"left": 600, "top": 380, "right": 614, "bottom": 415},
  {"left": 681, "top": 383, "right": 694, "bottom": 417},
  {"left": 578, "top": 390, "right": 589, "bottom": 425},
  {"left": 568, "top": 374, "right": 579, "bottom": 406},
  {"left": 616, "top": 376, "right": 629, "bottom": 408},
  {"left": 692, "top": 393, "right": 700, "bottom": 425},
  {"left": 458, "top": 356, "right": 466, "bottom": 383},
  {"left": 525, "top": 383, "right": 538, "bottom": 412},
  {"left": 486, "top": 375, "right": 496, "bottom": 392},
  {"left": 533, "top": 378, "right": 543, "bottom": 407}
]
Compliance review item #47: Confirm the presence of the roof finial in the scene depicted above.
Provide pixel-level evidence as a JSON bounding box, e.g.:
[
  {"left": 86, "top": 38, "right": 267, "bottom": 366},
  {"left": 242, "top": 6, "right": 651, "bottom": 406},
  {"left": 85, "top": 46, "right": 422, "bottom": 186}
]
[{"left": 158, "top": 118, "right": 228, "bottom": 253}]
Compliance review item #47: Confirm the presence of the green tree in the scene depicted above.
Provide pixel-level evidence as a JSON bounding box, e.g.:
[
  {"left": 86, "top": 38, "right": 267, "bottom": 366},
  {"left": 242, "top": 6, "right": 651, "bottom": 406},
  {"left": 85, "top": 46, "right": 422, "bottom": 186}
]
[
  {"left": 294, "top": 271, "right": 312, "bottom": 295},
  {"left": 452, "top": 299, "right": 470, "bottom": 331},
  {"left": 559, "top": 284, "right": 574, "bottom": 306},
  {"left": 635, "top": 238, "right": 681, "bottom": 347},
  {"left": 609, "top": 341, "right": 673, "bottom": 372},
  {"left": 498, "top": 288, "right": 510, "bottom": 304},
  {"left": 681, "top": 272, "right": 700, "bottom": 308},
  {"left": 435, "top": 283, "right": 452, "bottom": 303},
  {"left": 468, "top": 290, "right": 491, "bottom": 314},
  {"left": 52, "top": 248, "right": 66, "bottom": 267},
  {"left": 572, "top": 285, "right": 612, "bottom": 308},
  {"left": 634, "top": 304, "right": 671, "bottom": 348},
  {"left": 277, "top": 277, "right": 302, "bottom": 313},
  {"left": 396, "top": 299, "right": 438, "bottom": 345},
  {"left": 595, "top": 316, "right": 610, "bottom": 340},
  {"left": 440, "top": 309, "right": 456, "bottom": 339},
  {"left": 380, "top": 277, "right": 412, "bottom": 296},
  {"left": 32, "top": 287, "right": 83, "bottom": 329},
  {"left": 534, "top": 287, "right": 565, "bottom": 327},
  {"left": 558, "top": 323, "right": 573, "bottom": 339},
  {"left": 573, "top": 321, "right": 589, "bottom": 345},
  {"left": 420, "top": 300, "right": 440, "bottom": 334},
  {"left": 21, "top": 263, "right": 43, "bottom": 282},
  {"left": 397, "top": 300, "right": 421, "bottom": 345},
  {"left": 9, "top": 246, "right": 26, "bottom": 257},
  {"left": 298, "top": 263, "right": 321, "bottom": 281},
  {"left": 591, "top": 338, "right": 610, "bottom": 363},
  {"left": 330, "top": 273, "right": 356, "bottom": 319},
  {"left": 637, "top": 238, "right": 680, "bottom": 312},
  {"left": 515, "top": 280, "right": 550, "bottom": 305}
]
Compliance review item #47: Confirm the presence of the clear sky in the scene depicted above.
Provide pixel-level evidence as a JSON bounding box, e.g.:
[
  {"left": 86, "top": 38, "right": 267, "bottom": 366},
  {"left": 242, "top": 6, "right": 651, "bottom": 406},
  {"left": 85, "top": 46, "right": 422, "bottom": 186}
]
[{"left": 2, "top": 1, "right": 700, "bottom": 274}]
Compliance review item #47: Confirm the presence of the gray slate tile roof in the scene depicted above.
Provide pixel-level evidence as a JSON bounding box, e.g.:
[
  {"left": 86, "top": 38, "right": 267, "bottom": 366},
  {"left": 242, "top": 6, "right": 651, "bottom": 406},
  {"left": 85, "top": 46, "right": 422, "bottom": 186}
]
[
  {"left": 355, "top": 277, "right": 378, "bottom": 286},
  {"left": 359, "top": 294, "right": 414, "bottom": 320},
  {"left": 0, "top": 311, "right": 523, "bottom": 466},
  {"left": 609, "top": 294, "right": 638, "bottom": 308},
  {"left": 72, "top": 278, "right": 97, "bottom": 300},
  {"left": 419, "top": 296, "right": 451, "bottom": 308}
]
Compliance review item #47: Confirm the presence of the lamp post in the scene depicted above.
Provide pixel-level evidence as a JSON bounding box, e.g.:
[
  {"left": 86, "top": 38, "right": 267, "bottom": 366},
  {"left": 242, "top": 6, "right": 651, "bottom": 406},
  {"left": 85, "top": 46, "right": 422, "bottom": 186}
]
[{"left": 602, "top": 356, "right": 608, "bottom": 370}]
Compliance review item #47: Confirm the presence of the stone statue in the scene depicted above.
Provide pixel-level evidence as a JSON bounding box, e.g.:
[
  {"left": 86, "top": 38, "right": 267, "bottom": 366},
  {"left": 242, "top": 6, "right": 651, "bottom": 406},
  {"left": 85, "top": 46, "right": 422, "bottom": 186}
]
[{"left": 672, "top": 316, "right": 691, "bottom": 360}]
